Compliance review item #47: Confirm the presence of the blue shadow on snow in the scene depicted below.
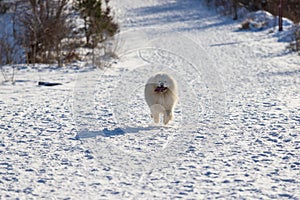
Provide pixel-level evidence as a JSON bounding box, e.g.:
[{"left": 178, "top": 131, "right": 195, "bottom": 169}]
[{"left": 75, "top": 126, "right": 160, "bottom": 139}]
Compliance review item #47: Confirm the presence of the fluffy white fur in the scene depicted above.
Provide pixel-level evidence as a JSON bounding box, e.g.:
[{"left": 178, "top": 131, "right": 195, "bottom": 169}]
[{"left": 144, "top": 73, "right": 178, "bottom": 125}]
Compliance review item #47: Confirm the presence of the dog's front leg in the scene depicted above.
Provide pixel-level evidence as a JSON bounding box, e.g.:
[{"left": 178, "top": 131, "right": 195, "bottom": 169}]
[{"left": 163, "top": 110, "right": 172, "bottom": 125}]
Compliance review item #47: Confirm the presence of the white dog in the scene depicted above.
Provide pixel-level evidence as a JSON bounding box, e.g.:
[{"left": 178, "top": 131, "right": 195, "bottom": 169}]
[{"left": 144, "top": 73, "right": 178, "bottom": 125}]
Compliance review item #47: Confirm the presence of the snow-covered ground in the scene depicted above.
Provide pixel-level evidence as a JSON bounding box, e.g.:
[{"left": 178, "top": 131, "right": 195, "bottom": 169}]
[{"left": 1, "top": 0, "right": 300, "bottom": 199}]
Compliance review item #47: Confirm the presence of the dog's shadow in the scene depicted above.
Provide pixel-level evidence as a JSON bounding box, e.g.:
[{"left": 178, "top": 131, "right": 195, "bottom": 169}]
[{"left": 75, "top": 126, "right": 160, "bottom": 139}]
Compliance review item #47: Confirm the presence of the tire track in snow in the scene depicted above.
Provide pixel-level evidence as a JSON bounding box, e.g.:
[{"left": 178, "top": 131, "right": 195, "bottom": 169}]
[{"left": 73, "top": 27, "right": 227, "bottom": 185}]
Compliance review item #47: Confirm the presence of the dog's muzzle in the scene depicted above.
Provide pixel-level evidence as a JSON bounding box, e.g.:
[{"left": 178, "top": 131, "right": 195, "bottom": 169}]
[{"left": 155, "top": 85, "right": 168, "bottom": 93}]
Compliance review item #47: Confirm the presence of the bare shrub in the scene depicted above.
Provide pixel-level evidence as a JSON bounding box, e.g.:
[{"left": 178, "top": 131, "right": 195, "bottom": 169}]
[
  {"left": 90, "top": 34, "right": 120, "bottom": 68},
  {"left": 296, "top": 29, "right": 300, "bottom": 53},
  {"left": 15, "top": 0, "right": 73, "bottom": 65},
  {"left": 288, "top": 25, "right": 300, "bottom": 54},
  {"left": 0, "top": 35, "right": 21, "bottom": 83},
  {"left": 205, "top": 0, "right": 213, "bottom": 7},
  {"left": 208, "top": 1, "right": 299, "bottom": 22},
  {"left": 0, "top": 2, "right": 23, "bottom": 83},
  {"left": 208, "top": 0, "right": 243, "bottom": 20},
  {"left": 214, "top": 0, "right": 232, "bottom": 16},
  {"left": 264, "top": 0, "right": 300, "bottom": 23},
  {"left": 63, "top": 50, "right": 81, "bottom": 63},
  {"left": 0, "top": 0, "right": 9, "bottom": 14}
]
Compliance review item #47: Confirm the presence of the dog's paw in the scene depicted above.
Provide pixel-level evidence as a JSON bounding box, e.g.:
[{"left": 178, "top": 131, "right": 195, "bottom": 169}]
[
  {"left": 153, "top": 114, "right": 160, "bottom": 123},
  {"left": 163, "top": 115, "right": 171, "bottom": 125},
  {"left": 163, "top": 110, "right": 173, "bottom": 125},
  {"left": 163, "top": 119, "right": 170, "bottom": 125}
]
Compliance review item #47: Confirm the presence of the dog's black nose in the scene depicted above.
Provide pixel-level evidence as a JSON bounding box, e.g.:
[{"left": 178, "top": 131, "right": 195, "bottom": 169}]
[{"left": 160, "top": 83, "right": 164, "bottom": 87}]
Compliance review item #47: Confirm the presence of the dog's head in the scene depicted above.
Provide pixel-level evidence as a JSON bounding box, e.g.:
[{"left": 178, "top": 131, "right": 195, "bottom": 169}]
[{"left": 151, "top": 73, "right": 176, "bottom": 93}]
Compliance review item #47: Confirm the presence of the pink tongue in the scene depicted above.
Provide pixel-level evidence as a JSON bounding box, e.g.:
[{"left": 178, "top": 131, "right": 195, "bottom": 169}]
[{"left": 155, "top": 87, "right": 167, "bottom": 92}]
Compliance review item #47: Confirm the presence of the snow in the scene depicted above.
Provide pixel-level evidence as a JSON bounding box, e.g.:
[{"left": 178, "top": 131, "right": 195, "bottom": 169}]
[{"left": 1, "top": 0, "right": 300, "bottom": 199}]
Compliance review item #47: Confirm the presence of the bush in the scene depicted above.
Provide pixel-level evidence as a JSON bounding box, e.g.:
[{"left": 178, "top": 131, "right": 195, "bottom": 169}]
[
  {"left": 208, "top": 0, "right": 247, "bottom": 20},
  {"left": 0, "top": 0, "right": 119, "bottom": 67},
  {"left": 74, "top": 0, "right": 119, "bottom": 67},
  {"left": 207, "top": 0, "right": 300, "bottom": 23},
  {"left": 288, "top": 25, "right": 300, "bottom": 54},
  {"left": 0, "top": 35, "right": 19, "bottom": 83},
  {"left": 0, "top": 0, "right": 9, "bottom": 14},
  {"left": 15, "top": 0, "right": 73, "bottom": 65},
  {"left": 262, "top": 0, "right": 300, "bottom": 23},
  {"left": 74, "top": 0, "right": 119, "bottom": 47}
]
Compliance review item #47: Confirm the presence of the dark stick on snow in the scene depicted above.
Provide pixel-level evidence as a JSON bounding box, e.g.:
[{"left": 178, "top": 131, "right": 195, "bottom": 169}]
[{"left": 38, "top": 82, "right": 62, "bottom": 86}]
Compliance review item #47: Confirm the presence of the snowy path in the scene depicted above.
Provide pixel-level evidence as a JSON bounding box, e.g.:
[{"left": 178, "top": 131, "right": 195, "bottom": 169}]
[{"left": 1, "top": 0, "right": 300, "bottom": 199}]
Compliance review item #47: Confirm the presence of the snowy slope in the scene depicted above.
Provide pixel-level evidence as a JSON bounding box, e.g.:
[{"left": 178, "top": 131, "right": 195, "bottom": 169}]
[{"left": 1, "top": 0, "right": 300, "bottom": 199}]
